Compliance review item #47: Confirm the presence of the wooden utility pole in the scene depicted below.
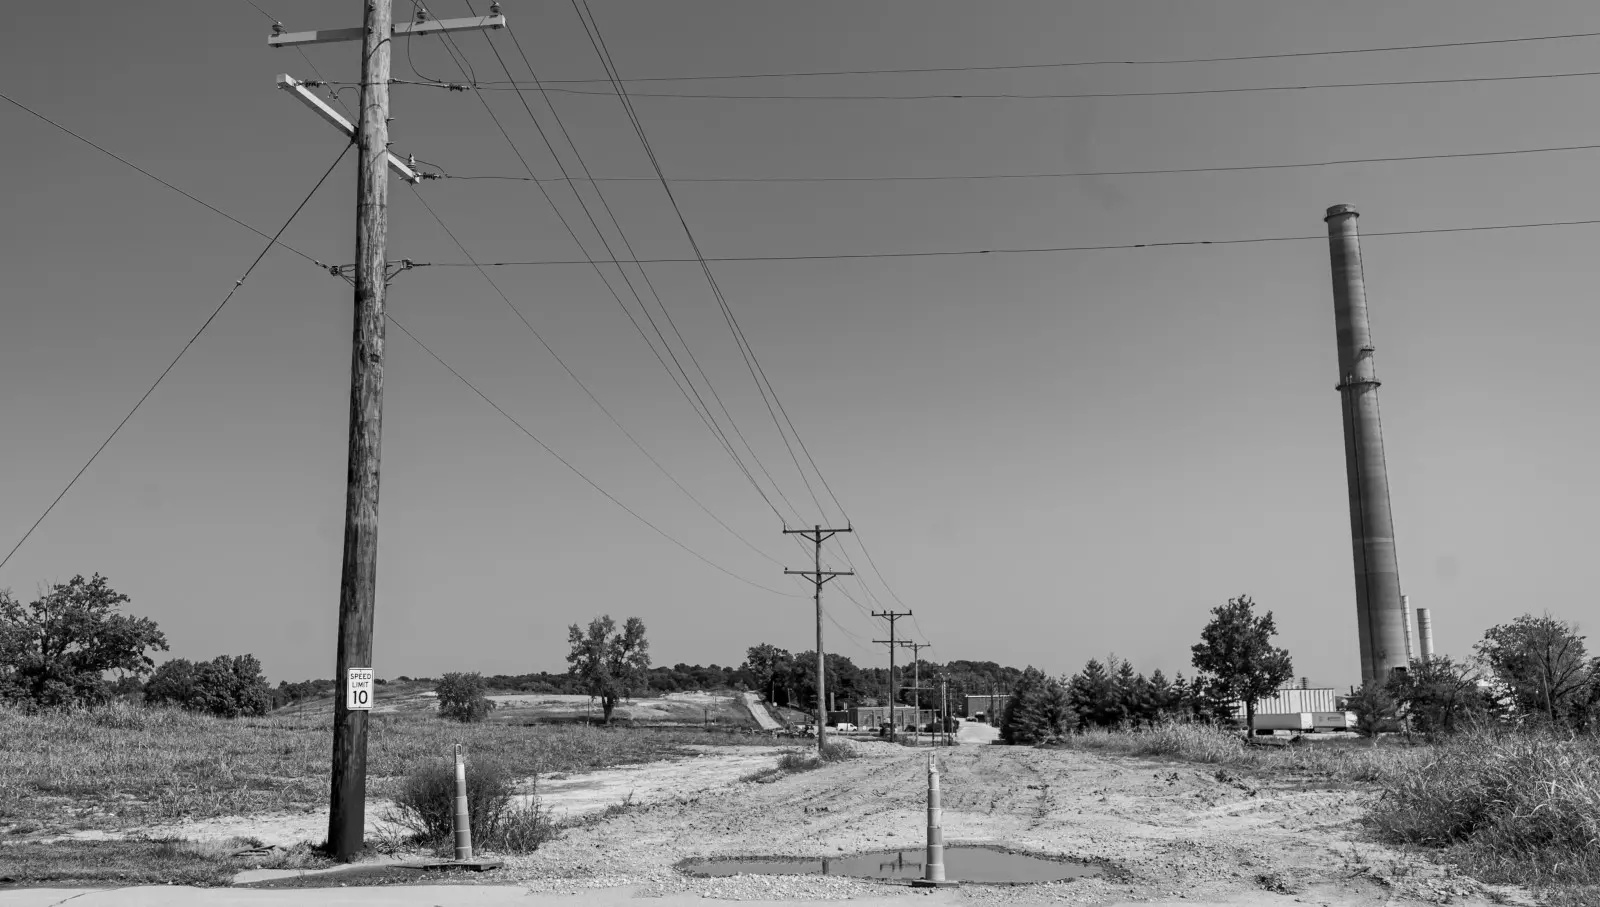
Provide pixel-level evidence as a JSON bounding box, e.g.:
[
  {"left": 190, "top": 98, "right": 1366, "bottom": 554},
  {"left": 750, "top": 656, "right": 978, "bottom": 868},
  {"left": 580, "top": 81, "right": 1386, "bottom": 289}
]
[
  {"left": 872, "top": 609, "right": 911, "bottom": 741},
  {"left": 326, "top": 0, "right": 393, "bottom": 863},
  {"left": 938, "top": 677, "right": 946, "bottom": 745},
  {"left": 266, "top": 2, "right": 507, "bottom": 862},
  {"left": 784, "top": 525, "right": 852, "bottom": 755},
  {"left": 897, "top": 640, "right": 929, "bottom": 744}
]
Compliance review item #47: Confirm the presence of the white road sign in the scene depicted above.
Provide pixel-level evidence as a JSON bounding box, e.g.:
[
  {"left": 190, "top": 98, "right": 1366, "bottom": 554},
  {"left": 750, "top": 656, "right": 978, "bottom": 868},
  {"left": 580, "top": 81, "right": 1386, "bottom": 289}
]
[{"left": 347, "top": 668, "right": 374, "bottom": 711}]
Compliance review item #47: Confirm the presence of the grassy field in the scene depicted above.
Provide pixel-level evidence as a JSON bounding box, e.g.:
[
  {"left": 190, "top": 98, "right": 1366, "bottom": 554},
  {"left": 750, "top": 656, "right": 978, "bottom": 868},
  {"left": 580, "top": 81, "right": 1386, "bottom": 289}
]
[
  {"left": 1048, "top": 721, "right": 1600, "bottom": 906},
  {"left": 0, "top": 838, "right": 331, "bottom": 887},
  {"left": 0, "top": 701, "right": 761, "bottom": 836},
  {"left": 275, "top": 682, "right": 756, "bottom": 728}
]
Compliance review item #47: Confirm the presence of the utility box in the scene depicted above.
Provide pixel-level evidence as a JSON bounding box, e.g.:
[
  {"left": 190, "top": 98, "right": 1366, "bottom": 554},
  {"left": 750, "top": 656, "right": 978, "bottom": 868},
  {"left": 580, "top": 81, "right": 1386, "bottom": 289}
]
[
  {"left": 1312, "top": 711, "right": 1356, "bottom": 731},
  {"left": 1251, "top": 712, "right": 1312, "bottom": 732}
]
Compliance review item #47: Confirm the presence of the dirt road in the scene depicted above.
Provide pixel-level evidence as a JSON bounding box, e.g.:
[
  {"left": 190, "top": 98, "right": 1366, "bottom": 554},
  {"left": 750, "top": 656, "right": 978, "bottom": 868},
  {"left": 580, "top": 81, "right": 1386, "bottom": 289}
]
[
  {"left": 487, "top": 741, "right": 1521, "bottom": 906},
  {"left": 6, "top": 742, "right": 1528, "bottom": 906}
]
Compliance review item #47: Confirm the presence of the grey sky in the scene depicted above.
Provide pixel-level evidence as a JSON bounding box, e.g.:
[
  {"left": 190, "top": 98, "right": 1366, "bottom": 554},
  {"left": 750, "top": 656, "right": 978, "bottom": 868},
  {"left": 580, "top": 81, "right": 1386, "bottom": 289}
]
[{"left": 3, "top": 1, "right": 1597, "bottom": 689}]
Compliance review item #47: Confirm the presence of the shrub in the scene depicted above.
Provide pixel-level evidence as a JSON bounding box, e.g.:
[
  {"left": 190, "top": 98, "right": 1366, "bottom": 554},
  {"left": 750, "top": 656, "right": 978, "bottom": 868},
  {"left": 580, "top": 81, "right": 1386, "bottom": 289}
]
[
  {"left": 388, "top": 756, "right": 552, "bottom": 854},
  {"left": 436, "top": 672, "right": 494, "bottom": 723},
  {"left": 819, "top": 740, "right": 857, "bottom": 762},
  {"left": 144, "top": 655, "right": 270, "bottom": 718}
]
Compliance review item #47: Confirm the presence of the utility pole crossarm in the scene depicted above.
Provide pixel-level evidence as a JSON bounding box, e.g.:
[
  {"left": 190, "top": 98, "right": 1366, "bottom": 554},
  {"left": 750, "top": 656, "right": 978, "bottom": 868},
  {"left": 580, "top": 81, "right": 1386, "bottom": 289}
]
[
  {"left": 268, "top": 14, "right": 507, "bottom": 48},
  {"left": 276, "top": 75, "right": 420, "bottom": 183}
]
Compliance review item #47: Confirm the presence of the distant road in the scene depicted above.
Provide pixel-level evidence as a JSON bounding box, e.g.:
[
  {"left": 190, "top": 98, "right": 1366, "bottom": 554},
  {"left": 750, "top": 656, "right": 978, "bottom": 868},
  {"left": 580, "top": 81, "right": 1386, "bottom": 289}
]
[
  {"left": 742, "top": 692, "right": 784, "bottom": 731},
  {"left": 957, "top": 719, "right": 1001, "bottom": 745}
]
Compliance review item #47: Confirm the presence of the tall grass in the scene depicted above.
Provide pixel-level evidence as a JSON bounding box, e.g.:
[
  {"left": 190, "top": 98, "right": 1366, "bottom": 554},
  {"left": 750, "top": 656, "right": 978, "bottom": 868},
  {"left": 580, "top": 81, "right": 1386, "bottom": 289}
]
[
  {"left": 1048, "top": 720, "right": 1429, "bottom": 783},
  {"left": 1366, "top": 728, "right": 1600, "bottom": 901},
  {"left": 1049, "top": 720, "right": 1600, "bottom": 903},
  {"left": 0, "top": 702, "right": 757, "bottom": 829}
]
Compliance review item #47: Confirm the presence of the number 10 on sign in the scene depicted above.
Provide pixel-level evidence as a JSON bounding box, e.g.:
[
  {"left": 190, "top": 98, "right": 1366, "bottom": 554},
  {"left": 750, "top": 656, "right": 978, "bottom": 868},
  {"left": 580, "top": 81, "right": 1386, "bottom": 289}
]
[{"left": 347, "top": 668, "right": 374, "bottom": 711}]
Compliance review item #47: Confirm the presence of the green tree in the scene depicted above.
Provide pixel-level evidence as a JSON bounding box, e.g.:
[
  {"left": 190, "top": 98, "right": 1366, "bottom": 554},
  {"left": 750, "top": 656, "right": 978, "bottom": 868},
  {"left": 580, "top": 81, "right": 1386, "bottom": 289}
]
[
  {"left": 1111, "top": 659, "right": 1148, "bottom": 727},
  {"left": 144, "top": 654, "right": 270, "bottom": 718},
  {"left": 1385, "top": 655, "right": 1489, "bottom": 738},
  {"left": 1147, "top": 669, "right": 1177, "bottom": 721},
  {"left": 1066, "top": 658, "right": 1117, "bottom": 729},
  {"left": 566, "top": 615, "right": 651, "bottom": 724},
  {"left": 436, "top": 672, "right": 495, "bottom": 723},
  {"left": 0, "top": 574, "right": 168, "bottom": 709},
  {"left": 1347, "top": 682, "right": 1399, "bottom": 741},
  {"left": 1190, "top": 594, "right": 1294, "bottom": 732},
  {"left": 741, "top": 643, "right": 792, "bottom": 703},
  {"left": 1000, "top": 666, "right": 1075, "bottom": 744},
  {"left": 1474, "top": 613, "right": 1593, "bottom": 728}
]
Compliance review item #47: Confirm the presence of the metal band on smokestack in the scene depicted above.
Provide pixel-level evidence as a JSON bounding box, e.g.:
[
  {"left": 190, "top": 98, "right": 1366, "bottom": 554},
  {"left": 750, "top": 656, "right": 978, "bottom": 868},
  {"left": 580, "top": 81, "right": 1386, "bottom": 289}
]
[
  {"left": 1325, "top": 205, "right": 1410, "bottom": 684},
  {"left": 1417, "top": 607, "right": 1435, "bottom": 664}
]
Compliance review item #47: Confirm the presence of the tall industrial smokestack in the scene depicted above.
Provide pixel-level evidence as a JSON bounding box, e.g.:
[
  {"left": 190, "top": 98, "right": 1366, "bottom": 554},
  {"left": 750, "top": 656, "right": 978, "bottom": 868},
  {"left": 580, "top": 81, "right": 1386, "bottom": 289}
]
[
  {"left": 1325, "top": 204, "right": 1410, "bottom": 684},
  {"left": 1417, "top": 607, "right": 1435, "bottom": 664},
  {"left": 1401, "top": 594, "right": 1415, "bottom": 665}
]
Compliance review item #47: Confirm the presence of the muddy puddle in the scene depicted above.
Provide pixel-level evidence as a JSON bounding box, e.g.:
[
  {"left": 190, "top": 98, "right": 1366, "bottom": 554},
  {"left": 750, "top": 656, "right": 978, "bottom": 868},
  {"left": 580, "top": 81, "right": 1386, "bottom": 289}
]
[{"left": 679, "top": 845, "right": 1103, "bottom": 884}]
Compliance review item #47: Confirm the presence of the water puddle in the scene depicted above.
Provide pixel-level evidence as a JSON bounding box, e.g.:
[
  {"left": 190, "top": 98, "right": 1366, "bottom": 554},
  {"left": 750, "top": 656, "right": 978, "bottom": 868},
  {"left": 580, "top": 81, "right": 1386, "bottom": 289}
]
[{"left": 680, "top": 845, "right": 1103, "bottom": 884}]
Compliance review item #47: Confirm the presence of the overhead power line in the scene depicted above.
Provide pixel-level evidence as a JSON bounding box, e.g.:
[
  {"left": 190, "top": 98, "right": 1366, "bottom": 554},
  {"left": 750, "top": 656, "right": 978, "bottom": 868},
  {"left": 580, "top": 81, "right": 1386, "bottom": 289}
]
[
  {"left": 382, "top": 311, "right": 802, "bottom": 599},
  {"left": 424, "top": 216, "right": 1600, "bottom": 267},
  {"left": 524, "top": 67, "right": 1600, "bottom": 101},
  {"left": 527, "top": 28, "right": 1600, "bottom": 83},
  {"left": 432, "top": 7, "right": 808, "bottom": 528},
  {"left": 570, "top": 0, "right": 923, "bottom": 638},
  {"left": 559, "top": 0, "right": 838, "bottom": 526},
  {"left": 1, "top": 90, "right": 324, "bottom": 267},
  {"left": 0, "top": 144, "right": 352, "bottom": 573},
  {"left": 435, "top": 141, "right": 1600, "bottom": 184},
  {"left": 406, "top": 184, "right": 787, "bottom": 568}
]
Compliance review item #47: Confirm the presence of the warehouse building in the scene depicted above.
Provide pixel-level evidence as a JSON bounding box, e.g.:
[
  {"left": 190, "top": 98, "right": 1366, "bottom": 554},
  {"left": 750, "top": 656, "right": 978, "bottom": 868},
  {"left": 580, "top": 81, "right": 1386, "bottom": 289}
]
[{"left": 962, "top": 694, "right": 1007, "bottom": 722}]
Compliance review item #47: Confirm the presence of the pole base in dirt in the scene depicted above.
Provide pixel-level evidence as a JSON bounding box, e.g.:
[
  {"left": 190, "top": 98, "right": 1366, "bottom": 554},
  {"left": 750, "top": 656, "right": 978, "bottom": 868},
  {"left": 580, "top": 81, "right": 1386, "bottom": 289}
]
[
  {"left": 406, "top": 858, "right": 504, "bottom": 872},
  {"left": 910, "top": 878, "right": 958, "bottom": 888}
]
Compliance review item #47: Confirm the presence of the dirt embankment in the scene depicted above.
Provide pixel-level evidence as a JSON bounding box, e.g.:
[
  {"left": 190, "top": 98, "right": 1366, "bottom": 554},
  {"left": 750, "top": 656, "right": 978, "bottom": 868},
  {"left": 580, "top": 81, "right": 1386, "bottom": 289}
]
[{"left": 487, "top": 742, "right": 1524, "bottom": 906}]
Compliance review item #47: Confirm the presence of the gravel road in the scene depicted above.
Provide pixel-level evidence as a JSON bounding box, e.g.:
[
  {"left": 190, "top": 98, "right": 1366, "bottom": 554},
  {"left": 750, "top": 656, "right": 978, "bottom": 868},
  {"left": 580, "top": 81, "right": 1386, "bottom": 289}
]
[{"left": 467, "top": 740, "right": 1527, "bottom": 906}]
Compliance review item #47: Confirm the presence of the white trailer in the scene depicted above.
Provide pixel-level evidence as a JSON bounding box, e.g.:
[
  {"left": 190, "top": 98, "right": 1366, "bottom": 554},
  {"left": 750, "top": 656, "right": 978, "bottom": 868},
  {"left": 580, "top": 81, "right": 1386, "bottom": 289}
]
[
  {"left": 1312, "top": 711, "right": 1356, "bottom": 731},
  {"left": 1251, "top": 712, "right": 1313, "bottom": 733}
]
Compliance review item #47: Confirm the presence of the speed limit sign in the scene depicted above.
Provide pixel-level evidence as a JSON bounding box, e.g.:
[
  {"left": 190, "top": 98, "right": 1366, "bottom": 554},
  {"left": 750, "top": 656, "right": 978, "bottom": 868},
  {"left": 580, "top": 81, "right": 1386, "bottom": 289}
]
[{"left": 347, "top": 668, "right": 374, "bottom": 711}]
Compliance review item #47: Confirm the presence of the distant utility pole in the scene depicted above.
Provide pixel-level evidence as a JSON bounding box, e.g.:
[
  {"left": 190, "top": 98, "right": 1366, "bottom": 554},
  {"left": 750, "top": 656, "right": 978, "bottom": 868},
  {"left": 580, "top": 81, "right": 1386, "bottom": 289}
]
[
  {"left": 940, "top": 677, "right": 950, "bottom": 746},
  {"left": 896, "top": 640, "right": 930, "bottom": 745},
  {"left": 872, "top": 609, "right": 912, "bottom": 741},
  {"left": 784, "top": 524, "right": 852, "bottom": 755},
  {"left": 264, "top": 1, "right": 506, "bottom": 863}
]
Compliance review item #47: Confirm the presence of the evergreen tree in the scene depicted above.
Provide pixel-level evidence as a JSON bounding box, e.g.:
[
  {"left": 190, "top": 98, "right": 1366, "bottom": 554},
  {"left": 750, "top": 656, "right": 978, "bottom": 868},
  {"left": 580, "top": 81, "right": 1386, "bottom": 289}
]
[
  {"left": 1001, "top": 666, "right": 1075, "bottom": 744},
  {"left": 1067, "top": 658, "right": 1117, "bottom": 728},
  {"left": 1147, "top": 669, "right": 1175, "bottom": 721}
]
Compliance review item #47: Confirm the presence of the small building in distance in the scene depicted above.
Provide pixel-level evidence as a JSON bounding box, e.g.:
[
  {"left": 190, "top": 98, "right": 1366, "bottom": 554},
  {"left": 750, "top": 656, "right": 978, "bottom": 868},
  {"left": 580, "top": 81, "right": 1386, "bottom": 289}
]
[
  {"left": 962, "top": 694, "right": 1007, "bottom": 721},
  {"left": 829, "top": 706, "right": 937, "bottom": 730}
]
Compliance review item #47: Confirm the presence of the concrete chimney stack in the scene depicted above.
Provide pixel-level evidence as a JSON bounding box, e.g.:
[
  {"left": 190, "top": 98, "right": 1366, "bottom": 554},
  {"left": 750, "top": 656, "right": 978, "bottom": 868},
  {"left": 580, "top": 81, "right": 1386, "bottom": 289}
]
[
  {"left": 1402, "top": 594, "right": 1415, "bottom": 665},
  {"left": 1324, "top": 204, "right": 1410, "bottom": 684},
  {"left": 1417, "top": 607, "right": 1435, "bottom": 664}
]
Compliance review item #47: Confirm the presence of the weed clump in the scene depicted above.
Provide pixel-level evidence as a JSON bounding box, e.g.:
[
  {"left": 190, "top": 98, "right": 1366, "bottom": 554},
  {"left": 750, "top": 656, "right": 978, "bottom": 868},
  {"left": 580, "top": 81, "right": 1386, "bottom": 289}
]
[
  {"left": 388, "top": 756, "right": 553, "bottom": 855},
  {"left": 1367, "top": 728, "right": 1600, "bottom": 898}
]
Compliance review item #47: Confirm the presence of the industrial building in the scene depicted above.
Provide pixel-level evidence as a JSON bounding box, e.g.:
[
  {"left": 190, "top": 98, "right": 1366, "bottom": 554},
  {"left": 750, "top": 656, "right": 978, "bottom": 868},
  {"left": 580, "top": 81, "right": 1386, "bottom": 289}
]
[
  {"left": 1228, "top": 687, "right": 1339, "bottom": 716},
  {"left": 962, "top": 694, "right": 1007, "bottom": 721},
  {"left": 830, "top": 706, "right": 938, "bottom": 730}
]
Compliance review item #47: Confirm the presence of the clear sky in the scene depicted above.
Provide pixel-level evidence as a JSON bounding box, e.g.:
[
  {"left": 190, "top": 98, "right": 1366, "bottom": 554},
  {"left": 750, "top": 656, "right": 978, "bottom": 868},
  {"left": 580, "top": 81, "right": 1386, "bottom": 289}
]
[{"left": 3, "top": 1, "right": 1597, "bottom": 690}]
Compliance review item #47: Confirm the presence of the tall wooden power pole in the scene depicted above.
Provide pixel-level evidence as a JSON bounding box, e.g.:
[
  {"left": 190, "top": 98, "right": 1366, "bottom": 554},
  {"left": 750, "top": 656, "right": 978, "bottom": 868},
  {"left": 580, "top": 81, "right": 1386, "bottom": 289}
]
[
  {"left": 784, "top": 525, "right": 852, "bottom": 755},
  {"left": 897, "top": 640, "right": 929, "bottom": 744},
  {"left": 266, "top": 2, "right": 507, "bottom": 862},
  {"left": 327, "top": 0, "right": 393, "bottom": 862},
  {"left": 872, "top": 609, "right": 911, "bottom": 741}
]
